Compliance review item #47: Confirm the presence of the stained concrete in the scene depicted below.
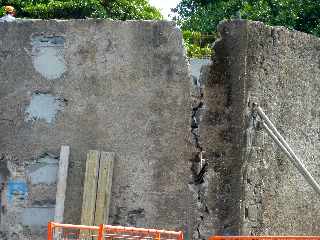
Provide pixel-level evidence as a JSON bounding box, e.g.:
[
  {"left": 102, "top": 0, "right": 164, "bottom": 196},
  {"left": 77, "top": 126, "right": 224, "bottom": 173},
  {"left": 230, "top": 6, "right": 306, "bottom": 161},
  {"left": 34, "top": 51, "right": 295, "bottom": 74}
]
[
  {"left": 0, "top": 155, "right": 57, "bottom": 240},
  {"left": 200, "top": 20, "right": 320, "bottom": 235},
  {"left": 2, "top": 18, "right": 318, "bottom": 239},
  {"left": 0, "top": 20, "right": 193, "bottom": 239},
  {"left": 239, "top": 21, "right": 320, "bottom": 235}
]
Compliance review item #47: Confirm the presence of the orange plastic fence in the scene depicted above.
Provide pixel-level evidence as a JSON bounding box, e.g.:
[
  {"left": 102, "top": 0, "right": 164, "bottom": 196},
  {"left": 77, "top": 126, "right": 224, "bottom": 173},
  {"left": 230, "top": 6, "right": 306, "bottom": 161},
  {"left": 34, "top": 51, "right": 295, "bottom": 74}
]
[
  {"left": 209, "top": 237, "right": 320, "bottom": 240},
  {"left": 48, "top": 222, "right": 184, "bottom": 240}
]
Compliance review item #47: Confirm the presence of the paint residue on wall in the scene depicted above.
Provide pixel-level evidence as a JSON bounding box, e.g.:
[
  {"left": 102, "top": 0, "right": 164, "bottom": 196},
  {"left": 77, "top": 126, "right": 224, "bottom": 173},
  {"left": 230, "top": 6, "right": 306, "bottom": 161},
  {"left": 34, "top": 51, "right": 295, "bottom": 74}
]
[
  {"left": 25, "top": 93, "right": 65, "bottom": 124},
  {"left": 31, "top": 35, "right": 66, "bottom": 79}
]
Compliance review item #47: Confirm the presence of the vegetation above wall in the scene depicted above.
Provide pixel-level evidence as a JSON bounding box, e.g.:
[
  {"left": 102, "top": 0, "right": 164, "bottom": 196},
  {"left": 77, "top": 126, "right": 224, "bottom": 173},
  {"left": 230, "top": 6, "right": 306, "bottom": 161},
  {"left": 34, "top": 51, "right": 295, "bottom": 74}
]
[
  {"left": 183, "top": 30, "right": 214, "bottom": 59},
  {"left": 173, "top": 0, "right": 320, "bottom": 58},
  {"left": 173, "top": 0, "right": 320, "bottom": 37},
  {"left": 0, "top": 0, "right": 162, "bottom": 20}
]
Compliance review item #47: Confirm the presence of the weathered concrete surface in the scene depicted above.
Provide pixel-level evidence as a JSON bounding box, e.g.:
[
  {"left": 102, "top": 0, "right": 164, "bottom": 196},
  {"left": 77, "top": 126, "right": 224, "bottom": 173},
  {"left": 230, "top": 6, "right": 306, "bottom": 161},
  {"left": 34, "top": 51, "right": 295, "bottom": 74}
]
[
  {"left": 201, "top": 20, "right": 320, "bottom": 235},
  {"left": 197, "top": 20, "right": 248, "bottom": 236},
  {"left": 3, "top": 18, "right": 318, "bottom": 239},
  {"left": 0, "top": 20, "right": 194, "bottom": 239},
  {"left": 0, "top": 154, "right": 57, "bottom": 240},
  {"left": 241, "top": 21, "right": 320, "bottom": 235}
]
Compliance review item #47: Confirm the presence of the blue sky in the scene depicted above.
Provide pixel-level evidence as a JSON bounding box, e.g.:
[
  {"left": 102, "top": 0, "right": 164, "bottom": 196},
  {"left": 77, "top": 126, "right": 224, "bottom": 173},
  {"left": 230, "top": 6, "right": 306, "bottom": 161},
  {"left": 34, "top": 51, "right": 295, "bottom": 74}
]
[{"left": 149, "top": 0, "right": 181, "bottom": 19}]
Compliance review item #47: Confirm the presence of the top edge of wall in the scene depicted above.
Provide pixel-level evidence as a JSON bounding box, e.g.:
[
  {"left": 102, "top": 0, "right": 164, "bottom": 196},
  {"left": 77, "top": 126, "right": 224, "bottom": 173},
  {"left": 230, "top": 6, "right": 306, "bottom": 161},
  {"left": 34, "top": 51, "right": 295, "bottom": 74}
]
[
  {"left": 0, "top": 18, "right": 177, "bottom": 25},
  {"left": 217, "top": 19, "right": 320, "bottom": 41}
]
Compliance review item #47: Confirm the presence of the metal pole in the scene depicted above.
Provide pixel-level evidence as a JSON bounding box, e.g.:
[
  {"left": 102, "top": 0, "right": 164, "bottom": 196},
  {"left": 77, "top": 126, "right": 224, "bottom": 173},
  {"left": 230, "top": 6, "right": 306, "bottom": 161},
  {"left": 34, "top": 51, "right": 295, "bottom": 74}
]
[
  {"left": 255, "top": 106, "right": 320, "bottom": 196},
  {"left": 47, "top": 222, "right": 53, "bottom": 240},
  {"left": 261, "top": 121, "right": 293, "bottom": 162},
  {"left": 98, "top": 224, "right": 104, "bottom": 240},
  {"left": 178, "top": 231, "right": 184, "bottom": 240}
]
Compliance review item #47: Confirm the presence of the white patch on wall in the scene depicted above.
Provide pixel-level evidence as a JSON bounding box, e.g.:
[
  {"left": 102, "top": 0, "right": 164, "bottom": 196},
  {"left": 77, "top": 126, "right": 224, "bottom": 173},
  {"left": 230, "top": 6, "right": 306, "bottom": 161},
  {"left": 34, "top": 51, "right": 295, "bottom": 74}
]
[
  {"left": 25, "top": 93, "right": 65, "bottom": 124},
  {"left": 31, "top": 35, "right": 66, "bottom": 79},
  {"left": 26, "top": 155, "right": 59, "bottom": 185}
]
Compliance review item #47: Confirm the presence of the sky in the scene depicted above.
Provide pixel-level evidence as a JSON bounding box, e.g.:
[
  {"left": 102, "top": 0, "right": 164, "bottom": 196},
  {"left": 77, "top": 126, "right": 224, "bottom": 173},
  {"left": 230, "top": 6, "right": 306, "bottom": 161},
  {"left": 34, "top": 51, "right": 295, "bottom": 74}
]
[{"left": 149, "top": 0, "right": 181, "bottom": 19}]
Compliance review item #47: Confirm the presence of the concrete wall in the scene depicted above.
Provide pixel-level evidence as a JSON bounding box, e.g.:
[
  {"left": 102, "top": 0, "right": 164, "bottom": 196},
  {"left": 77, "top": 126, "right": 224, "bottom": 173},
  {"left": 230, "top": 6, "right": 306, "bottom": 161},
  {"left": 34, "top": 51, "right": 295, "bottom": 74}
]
[
  {"left": 201, "top": 20, "right": 320, "bottom": 235},
  {"left": 0, "top": 20, "right": 194, "bottom": 239},
  {"left": 241, "top": 21, "right": 320, "bottom": 235},
  {"left": 2, "top": 18, "right": 319, "bottom": 239},
  {"left": 196, "top": 21, "right": 249, "bottom": 236}
]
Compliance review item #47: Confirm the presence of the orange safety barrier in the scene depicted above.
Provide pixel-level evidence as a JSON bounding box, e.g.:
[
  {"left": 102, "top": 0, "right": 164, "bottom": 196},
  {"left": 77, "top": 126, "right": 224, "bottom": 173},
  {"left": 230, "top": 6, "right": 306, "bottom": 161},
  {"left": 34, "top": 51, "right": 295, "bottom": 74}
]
[
  {"left": 209, "top": 236, "right": 320, "bottom": 240},
  {"left": 48, "top": 222, "right": 184, "bottom": 240}
]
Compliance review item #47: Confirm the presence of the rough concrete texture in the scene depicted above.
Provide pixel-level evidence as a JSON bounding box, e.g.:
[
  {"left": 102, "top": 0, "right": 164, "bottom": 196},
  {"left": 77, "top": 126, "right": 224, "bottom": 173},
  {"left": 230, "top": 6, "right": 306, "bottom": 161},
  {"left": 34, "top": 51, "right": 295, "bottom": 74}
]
[
  {"left": 0, "top": 20, "right": 194, "bottom": 239},
  {"left": 200, "top": 20, "right": 320, "bottom": 235},
  {"left": 0, "top": 154, "right": 57, "bottom": 239},
  {"left": 2, "top": 18, "right": 319, "bottom": 240},
  {"left": 189, "top": 58, "right": 220, "bottom": 240},
  {"left": 196, "top": 21, "right": 248, "bottom": 236}
]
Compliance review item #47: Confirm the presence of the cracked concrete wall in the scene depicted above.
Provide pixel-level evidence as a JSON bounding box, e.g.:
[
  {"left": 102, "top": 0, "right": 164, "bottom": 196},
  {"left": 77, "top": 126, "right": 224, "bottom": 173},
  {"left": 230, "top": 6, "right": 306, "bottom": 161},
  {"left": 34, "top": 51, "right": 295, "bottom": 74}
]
[
  {"left": 197, "top": 20, "right": 248, "bottom": 236},
  {"left": 0, "top": 20, "right": 194, "bottom": 239},
  {"left": 3, "top": 18, "right": 318, "bottom": 240},
  {"left": 189, "top": 58, "right": 217, "bottom": 240},
  {"left": 201, "top": 20, "right": 320, "bottom": 235}
]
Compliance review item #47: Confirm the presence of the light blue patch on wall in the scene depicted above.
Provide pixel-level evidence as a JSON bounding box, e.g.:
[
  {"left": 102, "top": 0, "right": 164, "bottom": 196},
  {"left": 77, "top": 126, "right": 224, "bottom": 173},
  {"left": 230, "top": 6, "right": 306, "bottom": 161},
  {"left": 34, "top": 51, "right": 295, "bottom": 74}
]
[
  {"left": 26, "top": 155, "right": 58, "bottom": 185},
  {"left": 25, "top": 93, "right": 65, "bottom": 124},
  {"left": 7, "top": 180, "right": 28, "bottom": 204},
  {"left": 31, "top": 35, "right": 66, "bottom": 80}
]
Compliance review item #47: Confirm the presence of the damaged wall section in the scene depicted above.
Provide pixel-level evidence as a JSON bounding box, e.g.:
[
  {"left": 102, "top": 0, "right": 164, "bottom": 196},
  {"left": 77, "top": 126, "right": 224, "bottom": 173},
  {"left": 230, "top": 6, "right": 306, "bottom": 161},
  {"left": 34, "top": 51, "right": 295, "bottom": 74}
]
[
  {"left": 189, "top": 58, "right": 218, "bottom": 240},
  {"left": 196, "top": 20, "right": 249, "bottom": 236},
  {"left": 0, "top": 153, "right": 58, "bottom": 240},
  {"left": 0, "top": 20, "right": 193, "bottom": 239},
  {"left": 202, "top": 20, "right": 320, "bottom": 235}
]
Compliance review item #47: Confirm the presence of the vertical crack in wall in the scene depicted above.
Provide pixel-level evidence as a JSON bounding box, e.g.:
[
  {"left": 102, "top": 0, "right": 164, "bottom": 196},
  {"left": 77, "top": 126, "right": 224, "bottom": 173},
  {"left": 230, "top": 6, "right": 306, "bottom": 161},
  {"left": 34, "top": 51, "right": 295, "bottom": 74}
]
[{"left": 189, "top": 68, "right": 209, "bottom": 240}]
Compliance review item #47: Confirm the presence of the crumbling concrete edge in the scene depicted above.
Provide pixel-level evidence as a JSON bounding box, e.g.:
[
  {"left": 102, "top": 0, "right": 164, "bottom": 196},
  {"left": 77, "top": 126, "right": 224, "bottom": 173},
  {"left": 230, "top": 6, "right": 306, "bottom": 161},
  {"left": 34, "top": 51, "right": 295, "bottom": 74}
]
[
  {"left": 189, "top": 65, "right": 209, "bottom": 239},
  {"left": 212, "top": 20, "right": 253, "bottom": 234}
]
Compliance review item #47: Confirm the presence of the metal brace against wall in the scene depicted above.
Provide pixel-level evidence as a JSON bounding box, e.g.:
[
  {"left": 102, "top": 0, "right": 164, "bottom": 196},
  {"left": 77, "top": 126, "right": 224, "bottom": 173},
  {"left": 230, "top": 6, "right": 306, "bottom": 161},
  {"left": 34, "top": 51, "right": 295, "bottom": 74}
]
[{"left": 253, "top": 103, "right": 320, "bottom": 196}]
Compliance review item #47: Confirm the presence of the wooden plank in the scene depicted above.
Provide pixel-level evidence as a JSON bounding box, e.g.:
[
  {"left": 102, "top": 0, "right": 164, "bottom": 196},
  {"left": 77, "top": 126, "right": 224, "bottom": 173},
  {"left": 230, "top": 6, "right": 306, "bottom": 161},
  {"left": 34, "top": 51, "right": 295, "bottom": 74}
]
[
  {"left": 54, "top": 145, "right": 70, "bottom": 223},
  {"left": 94, "top": 152, "right": 115, "bottom": 225},
  {"left": 81, "top": 150, "right": 100, "bottom": 226}
]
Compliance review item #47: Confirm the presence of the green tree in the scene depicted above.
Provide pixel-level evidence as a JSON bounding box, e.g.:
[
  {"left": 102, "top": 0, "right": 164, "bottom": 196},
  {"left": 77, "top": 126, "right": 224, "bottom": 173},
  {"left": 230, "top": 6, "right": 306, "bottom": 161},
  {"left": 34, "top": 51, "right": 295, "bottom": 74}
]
[
  {"left": 0, "top": 0, "right": 162, "bottom": 20},
  {"left": 101, "top": 0, "right": 162, "bottom": 20},
  {"left": 172, "top": 0, "right": 241, "bottom": 32},
  {"left": 173, "top": 0, "right": 320, "bottom": 37},
  {"left": 183, "top": 30, "right": 214, "bottom": 58}
]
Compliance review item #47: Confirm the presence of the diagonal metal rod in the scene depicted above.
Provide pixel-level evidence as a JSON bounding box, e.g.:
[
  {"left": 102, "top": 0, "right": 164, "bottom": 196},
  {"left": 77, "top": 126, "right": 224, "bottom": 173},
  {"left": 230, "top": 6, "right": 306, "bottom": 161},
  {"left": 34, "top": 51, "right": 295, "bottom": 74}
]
[{"left": 255, "top": 105, "right": 320, "bottom": 196}]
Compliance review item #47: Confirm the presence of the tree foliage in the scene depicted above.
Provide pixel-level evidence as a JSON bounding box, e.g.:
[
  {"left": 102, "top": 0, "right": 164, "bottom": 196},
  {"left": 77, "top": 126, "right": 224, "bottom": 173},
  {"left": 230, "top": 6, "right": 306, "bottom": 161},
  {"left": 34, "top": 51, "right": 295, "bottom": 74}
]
[
  {"left": 101, "top": 0, "right": 162, "bottom": 20},
  {"left": 173, "top": 0, "right": 320, "bottom": 37},
  {"left": 0, "top": 0, "right": 162, "bottom": 20},
  {"left": 183, "top": 30, "right": 214, "bottom": 58}
]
